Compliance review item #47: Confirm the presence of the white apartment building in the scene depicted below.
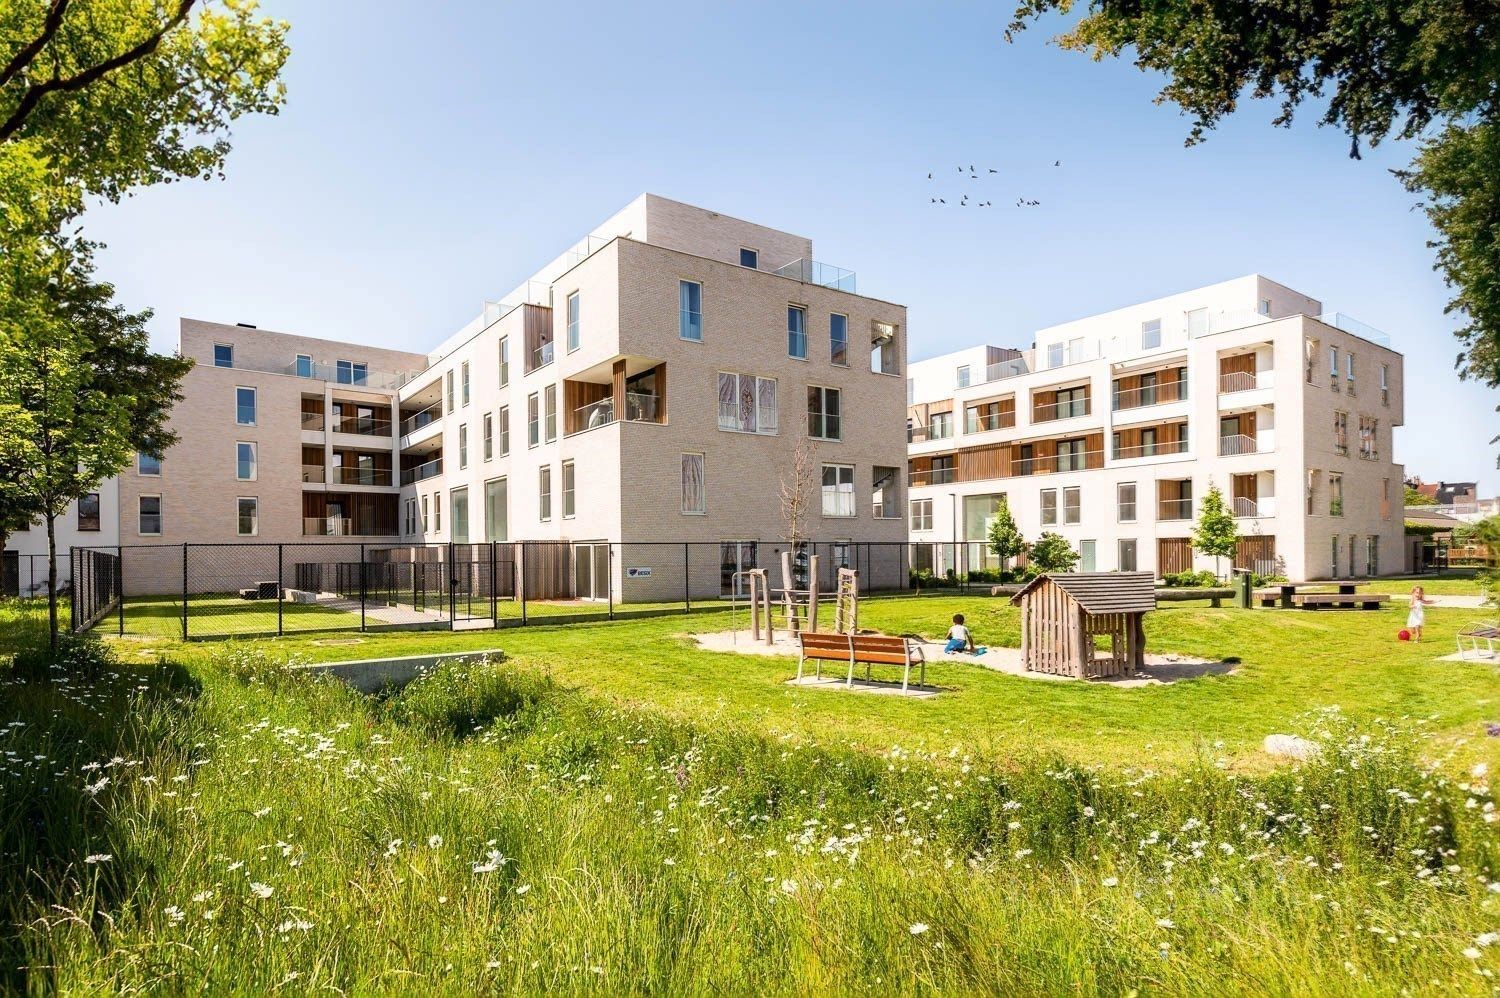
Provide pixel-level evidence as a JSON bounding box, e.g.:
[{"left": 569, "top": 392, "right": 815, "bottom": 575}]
[
  {"left": 3, "top": 486, "right": 119, "bottom": 595},
  {"left": 111, "top": 194, "right": 910, "bottom": 599},
  {"left": 906, "top": 276, "right": 1405, "bottom": 581}
]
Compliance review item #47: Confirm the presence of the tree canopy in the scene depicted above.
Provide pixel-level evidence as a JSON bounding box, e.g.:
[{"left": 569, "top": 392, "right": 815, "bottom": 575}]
[
  {"left": 1192, "top": 483, "right": 1239, "bottom": 579},
  {"left": 1008, "top": 0, "right": 1500, "bottom": 387},
  {"left": 1029, "top": 532, "right": 1079, "bottom": 573}
]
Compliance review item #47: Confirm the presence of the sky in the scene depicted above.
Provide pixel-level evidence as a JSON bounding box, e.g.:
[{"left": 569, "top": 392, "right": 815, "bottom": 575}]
[{"left": 81, "top": 0, "right": 1495, "bottom": 493}]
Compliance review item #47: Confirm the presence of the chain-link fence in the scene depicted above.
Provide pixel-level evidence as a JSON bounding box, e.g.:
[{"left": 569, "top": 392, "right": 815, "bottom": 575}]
[
  {"left": 68, "top": 540, "right": 998, "bottom": 640},
  {"left": 3, "top": 553, "right": 53, "bottom": 599}
]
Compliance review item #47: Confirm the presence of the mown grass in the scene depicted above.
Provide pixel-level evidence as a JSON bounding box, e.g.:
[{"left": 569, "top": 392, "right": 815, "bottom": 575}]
[{"left": 0, "top": 627, "right": 1497, "bottom": 994}]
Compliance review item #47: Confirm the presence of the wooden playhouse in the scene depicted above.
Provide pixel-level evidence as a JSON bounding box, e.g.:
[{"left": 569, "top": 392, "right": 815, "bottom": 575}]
[{"left": 1010, "top": 572, "right": 1156, "bottom": 679}]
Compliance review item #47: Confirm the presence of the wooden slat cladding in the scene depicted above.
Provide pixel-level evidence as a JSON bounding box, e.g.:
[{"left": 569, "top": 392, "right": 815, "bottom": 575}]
[
  {"left": 1112, "top": 366, "right": 1187, "bottom": 409},
  {"left": 965, "top": 396, "right": 1016, "bottom": 432},
  {"left": 1112, "top": 420, "right": 1188, "bottom": 456},
  {"left": 908, "top": 431, "right": 1104, "bottom": 486},
  {"left": 1218, "top": 353, "right": 1255, "bottom": 377},
  {"left": 563, "top": 380, "right": 611, "bottom": 434},
  {"left": 1032, "top": 382, "right": 1091, "bottom": 422},
  {"left": 522, "top": 303, "right": 553, "bottom": 372},
  {"left": 1235, "top": 535, "right": 1276, "bottom": 572},
  {"left": 1158, "top": 538, "right": 1192, "bottom": 576}
]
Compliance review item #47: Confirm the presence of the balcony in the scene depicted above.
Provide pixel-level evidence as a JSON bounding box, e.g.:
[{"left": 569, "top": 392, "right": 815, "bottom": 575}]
[
  {"left": 567, "top": 392, "right": 663, "bottom": 435},
  {"left": 302, "top": 517, "right": 398, "bottom": 537},
  {"left": 1114, "top": 438, "right": 1190, "bottom": 461},
  {"left": 1234, "top": 496, "right": 1276, "bottom": 518},
  {"left": 965, "top": 410, "right": 1016, "bottom": 433},
  {"left": 1014, "top": 449, "right": 1106, "bottom": 477},
  {"left": 1033, "top": 399, "right": 1090, "bottom": 423},
  {"left": 1218, "top": 433, "right": 1269, "bottom": 457},
  {"left": 330, "top": 415, "right": 392, "bottom": 437},
  {"left": 300, "top": 411, "right": 325, "bottom": 432},
  {"left": 400, "top": 457, "right": 443, "bottom": 486},
  {"left": 530, "top": 341, "right": 555, "bottom": 372},
  {"left": 302, "top": 464, "right": 325, "bottom": 484},
  {"left": 278, "top": 360, "right": 420, "bottom": 390},
  {"left": 772, "top": 258, "right": 856, "bottom": 293},
  {"left": 399, "top": 403, "right": 442, "bottom": 437},
  {"left": 1218, "top": 371, "right": 1265, "bottom": 394},
  {"left": 908, "top": 466, "right": 956, "bottom": 487},
  {"left": 908, "top": 423, "right": 954, "bottom": 444},
  {"left": 1158, "top": 498, "right": 1193, "bottom": 521},
  {"left": 333, "top": 466, "right": 393, "bottom": 487},
  {"left": 1112, "top": 378, "right": 1187, "bottom": 411}
]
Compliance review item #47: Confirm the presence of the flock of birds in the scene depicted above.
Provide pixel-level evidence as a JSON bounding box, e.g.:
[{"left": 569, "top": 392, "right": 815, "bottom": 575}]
[{"left": 927, "top": 162, "right": 1058, "bottom": 208}]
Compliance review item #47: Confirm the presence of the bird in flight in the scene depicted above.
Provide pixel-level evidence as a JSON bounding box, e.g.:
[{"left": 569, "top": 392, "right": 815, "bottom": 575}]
[
  {"left": 1054, "top": 160, "right": 1061, "bottom": 167},
  {"left": 927, "top": 172, "right": 932, "bottom": 179},
  {"left": 988, "top": 168, "right": 998, "bottom": 174}
]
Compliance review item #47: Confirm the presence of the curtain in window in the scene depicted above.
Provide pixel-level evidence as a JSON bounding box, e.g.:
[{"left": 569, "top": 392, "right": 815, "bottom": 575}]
[
  {"left": 681, "top": 454, "right": 705, "bottom": 513},
  {"left": 757, "top": 378, "right": 777, "bottom": 433}
]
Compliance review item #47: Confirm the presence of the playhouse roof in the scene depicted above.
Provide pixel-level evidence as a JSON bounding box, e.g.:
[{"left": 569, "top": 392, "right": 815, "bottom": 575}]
[{"left": 1008, "top": 572, "right": 1157, "bottom": 614}]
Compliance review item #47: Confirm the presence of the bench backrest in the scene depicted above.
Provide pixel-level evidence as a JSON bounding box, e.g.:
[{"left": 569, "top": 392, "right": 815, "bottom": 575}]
[{"left": 798, "top": 631, "right": 913, "bottom": 665}]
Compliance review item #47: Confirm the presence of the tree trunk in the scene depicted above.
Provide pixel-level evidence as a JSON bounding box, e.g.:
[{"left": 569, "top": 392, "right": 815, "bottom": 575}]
[{"left": 45, "top": 511, "right": 58, "bottom": 652}]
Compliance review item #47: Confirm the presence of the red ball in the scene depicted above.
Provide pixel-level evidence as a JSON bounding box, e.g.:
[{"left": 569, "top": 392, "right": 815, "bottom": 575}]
[{"left": 1398, "top": 629, "right": 1411, "bottom": 641}]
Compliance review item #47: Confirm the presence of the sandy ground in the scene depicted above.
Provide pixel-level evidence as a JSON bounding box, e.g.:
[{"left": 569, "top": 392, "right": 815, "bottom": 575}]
[{"left": 692, "top": 629, "right": 1236, "bottom": 688}]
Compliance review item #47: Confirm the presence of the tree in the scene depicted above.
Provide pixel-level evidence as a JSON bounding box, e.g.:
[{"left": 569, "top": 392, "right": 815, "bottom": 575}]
[
  {"left": 1192, "top": 483, "right": 1239, "bottom": 581},
  {"left": 1007, "top": 1, "right": 1500, "bottom": 389},
  {"left": 1029, "top": 532, "right": 1078, "bottom": 573},
  {"left": 1, "top": 0, "right": 290, "bottom": 200},
  {"left": 986, "top": 497, "right": 1026, "bottom": 578},
  {"left": 1404, "top": 485, "right": 1438, "bottom": 507}
]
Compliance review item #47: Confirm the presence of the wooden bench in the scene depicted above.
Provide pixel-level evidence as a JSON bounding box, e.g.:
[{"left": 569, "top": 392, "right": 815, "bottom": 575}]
[
  {"left": 1458, "top": 621, "right": 1500, "bottom": 657},
  {"left": 1156, "top": 587, "right": 1234, "bottom": 608},
  {"left": 1290, "top": 593, "right": 1389, "bottom": 610},
  {"left": 797, "top": 632, "right": 927, "bottom": 692}
]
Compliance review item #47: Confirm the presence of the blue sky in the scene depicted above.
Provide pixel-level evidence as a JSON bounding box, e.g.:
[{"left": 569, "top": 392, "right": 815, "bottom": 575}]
[{"left": 83, "top": 0, "right": 1493, "bottom": 492}]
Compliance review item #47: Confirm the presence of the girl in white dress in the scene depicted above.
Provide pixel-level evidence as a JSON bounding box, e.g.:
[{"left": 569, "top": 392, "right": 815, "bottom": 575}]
[{"left": 1407, "top": 586, "right": 1436, "bottom": 642}]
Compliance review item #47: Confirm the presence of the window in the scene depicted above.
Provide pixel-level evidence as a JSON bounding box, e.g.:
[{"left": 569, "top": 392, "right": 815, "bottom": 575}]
[
  {"left": 461, "top": 361, "right": 471, "bottom": 406},
  {"left": 807, "top": 386, "right": 842, "bottom": 440},
  {"left": 1054, "top": 385, "right": 1088, "bottom": 419},
  {"left": 910, "top": 498, "right": 934, "bottom": 531},
  {"left": 137, "top": 452, "right": 161, "bottom": 476},
  {"left": 451, "top": 487, "right": 469, "bottom": 543},
  {"left": 539, "top": 466, "right": 552, "bottom": 521},
  {"left": 1257, "top": 298, "right": 1272, "bottom": 316},
  {"left": 482, "top": 413, "right": 494, "bottom": 461},
  {"left": 1138, "top": 371, "right": 1158, "bottom": 407},
  {"left": 295, "top": 354, "right": 313, "bottom": 378},
  {"left": 499, "top": 406, "right": 510, "bottom": 456},
  {"left": 1331, "top": 535, "right": 1340, "bottom": 576},
  {"left": 930, "top": 455, "right": 955, "bottom": 484},
  {"left": 420, "top": 494, "right": 429, "bottom": 532},
  {"left": 1080, "top": 539, "right": 1097, "bottom": 572},
  {"left": 1329, "top": 473, "right": 1344, "bottom": 516},
  {"left": 1046, "top": 342, "right": 1063, "bottom": 368},
  {"left": 1186, "top": 308, "right": 1208, "bottom": 337},
  {"left": 1063, "top": 486, "right": 1081, "bottom": 524},
  {"left": 77, "top": 493, "right": 100, "bottom": 532},
  {"left": 434, "top": 491, "right": 442, "bottom": 532},
  {"left": 236, "top": 497, "right": 258, "bottom": 537},
  {"left": 872, "top": 467, "right": 900, "bottom": 519},
  {"left": 213, "top": 343, "right": 233, "bottom": 368},
  {"left": 235, "top": 387, "right": 257, "bottom": 425},
  {"left": 337, "top": 360, "right": 367, "bottom": 385},
  {"left": 1141, "top": 319, "right": 1162, "bottom": 350},
  {"left": 821, "top": 464, "right": 855, "bottom": 517},
  {"left": 446, "top": 370, "right": 455, "bottom": 413},
  {"left": 543, "top": 384, "right": 557, "bottom": 442},
  {"left": 236, "top": 441, "right": 257, "bottom": 481},
  {"left": 527, "top": 393, "right": 540, "bottom": 447},
  {"left": 787, "top": 305, "right": 807, "bottom": 359},
  {"left": 907, "top": 378, "right": 915, "bottom": 406},
  {"left": 1056, "top": 438, "right": 1087, "bottom": 472},
  {"left": 739, "top": 247, "right": 758, "bottom": 268},
  {"left": 1328, "top": 345, "right": 1339, "bottom": 390},
  {"left": 928, "top": 411, "right": 953, "bottom": 440},
  {"left": 1382, "top": 478, "right": 1391, "bottom": 520},
  {"left": 567, "top": 292, "right": 580, "bottom": 353},
  {"left": 830, "top": 313, "right": 848, "bottom": 365},
  {"left": 1041, "top": 488, "right": 1058, "bottom": 525},
  {"left": 485, "top": 478, "right": 508, "bottom": 542},
  {"left": 1306, "top": 469, "right": 1318, "bottom": 515},
  {"left": 717, "top": 373, "right": 778, "bottom": 434},
  {"left": 1349, "top": 532, "right": 1358, "bottom": 577},
  {"left": 1367, "top": 536, "right": 1380, "bottom": 576},
  {"left": 1114, "top": 538, "right": 1135, "bottom": 572},
  {"left": 1345, "top": 352, "right": 1355, "bottom": 392},
  {"left": 956, "top": 365, "right": 971, "bottom": 388},
  {"left": 1117, "top": 482, "right": 1137, "bottom": 522},
  {"left": 1333, "top": 411, "right": 1349, "bottom": 455},
  {"left": 138, "top": 495, "right": 162, "bottom": 536},
  {"left": 1140, "top": 427, "right": 1157, "bottom": 457},
  {"left": 499, "top": 337, "right": 510, "bottom": 387},
  {"left": 872, "top": 320, "right": 899, "bottom": 374},
  {"left": 681, "top": 454, "right": 706, "bottom": 514},
  {"left": 561, "top": 461, "right": 575, "bottom": 518},
  {"left": 1358, "top": 415, "right": 1378, "bottom": 459},
  {"left": 1306, "top": 338, "right": 1318, "bottom": 384},
  {"left": 404, "top": 498, "right": 417, "bottom": 536},
  {"left": 458, "top": 423, "right": 468, "bottom": 469},
  {"left": 679, "top": 281, "right": 703, "bottom": 341},
  {"left": 1380, "top": 363, "right": 1389, "bottom": 405}
]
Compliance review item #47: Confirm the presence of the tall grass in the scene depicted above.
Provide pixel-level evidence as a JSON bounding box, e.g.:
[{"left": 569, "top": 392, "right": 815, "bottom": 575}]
[{"left": 1, "top": 640, "right": 1497, "bottom": 993}]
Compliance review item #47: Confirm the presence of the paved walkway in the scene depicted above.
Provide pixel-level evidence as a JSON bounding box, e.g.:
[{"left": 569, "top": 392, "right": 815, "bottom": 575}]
[{"left": 1426, "top": 594, "right": 1489, "bottom": 609}]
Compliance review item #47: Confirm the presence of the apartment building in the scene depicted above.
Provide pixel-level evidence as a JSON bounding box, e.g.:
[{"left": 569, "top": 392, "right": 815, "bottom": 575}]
[
  {"left": 906, "top": 275, "right": 1405, "bottom": 580},
  {"left": 112, "top": 194, "right": 909, "bottom": 598}
]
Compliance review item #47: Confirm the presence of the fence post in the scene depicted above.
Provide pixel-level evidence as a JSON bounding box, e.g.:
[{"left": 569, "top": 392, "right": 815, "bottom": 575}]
[
  {"left": 181, "top": 543, "right": 188, "bottom": 641},
  {"left": 607, "top": 544, "right": 615, "bottom": 621},
  {"left": 683, "top": 543, "right": 691, "bottom": 615},
  {"left": 277, "top": 544, "right": 284, "bottom": 637},
  {"left": 359, "top": 544, "right": 367, "bottom": 632},
  {"left": 519, "top": 542, "right": 527, "bottom": 626},
  {"left": 490, "top": 541, "right": 498, "bottom": 626},
  {"left": 448, "top": 542, "right": 456, "bottom": 629},
  {"left": 117, "top": 545, "right": 124, "bottom": 636}
]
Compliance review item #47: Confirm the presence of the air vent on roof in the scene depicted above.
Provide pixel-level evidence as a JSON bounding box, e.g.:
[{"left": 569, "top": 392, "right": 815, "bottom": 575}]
[{"left": 236, "top": 322, "right": 257, "bottom": 328}]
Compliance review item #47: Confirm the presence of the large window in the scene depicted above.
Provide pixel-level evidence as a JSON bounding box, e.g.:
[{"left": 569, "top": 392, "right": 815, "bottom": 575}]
[
  {"left": 1329, "top": 473, "right": 1344, "bottom": 516},
  {"left": 681, "top": 454, "right": 706, "bottom": 514},
  {"left": 807, "top": 386, "right": 842, "bottom": 441},
  {"left": 1117, "top": 482, "right": 1137, "bottom": 522},
  {"left": 561, "top": 461, "right": 575, "bottom": 518},
  {"left": 1141, "top": 318, "right": 1162, "bottom": 350},
  {"left": 337, "top": 360, "right": 367, "bottom": 385},
  {"left": 446, "top": 370, "right": 455, "bottom": 413},
  {"left": 235, "top": 387, "right": 257, "bottom": 425},
  {"left": 461, "top": 361, "right": 470, "bottom": 406},
  {"left": 928, "top": 411, "right": 953, "bottom": 439},
  {"left": 787, "top": 305, "right": 807, "bottom": 359},
  {"left": 213, "top": 343, "right": 233, "bottom": 368},
  {"left": 1047, "top": 342, "right": 1063, "bottom": 368},
  {"left": 872, "top": 467, "right": 899, "bottom": 519},
  {"left": 539, "top": 466, "right": 552, "bottom": 521},
  {"left": 910, "top": 498, "right": 933, "bottom": 531},
  {"left": 138, "top": 495, "right": 162, "bottom": 536},
  {"left": 527, "top": 393, "right": 540, "bottom": 447},
  {"left": 1056, "top": 437, "right": 1087, "bottom": 472},
  {"left": 680, "top": 281, "right": 702, "bottom": 341},
  {"left": 830, "top": 313, "right": 848, "bottom": 365},
  {"left": 567, "top": 292, "right": 580, "bottom": 353},
  {"left": 434, "top": 491, "right": 442, "bottom": 532},
  {"left": 498, "top": 337, "right": 510, "bottom": 387},
  {"left": 484, "top": 478, "right": 508, "bottom": 542},
  {"left": 78, "top": 493, "right": 100, "bottom": 532},
  {"left": 1054, "top": 386, "right": 1088, "bottom": 419},
  {"left": 236, "top": 497, "right": 258, "bottom": 537},
  {"left": 458, "top": 423, "right": 468, "bottom": 469},
  {"left": 717, "top": 373, "right": 778, "bottom": 434},
  {"left": 236, "top": 441, "right": 257, "bottom": 481},
  {"left": 1063, "top": 486, "right": 1081, "bottom": 525},
  {"left": 450, "top": 487, "right": 469, "bottom": 543},
  {"left": 1118, "top": 538, "right": 1137, "bottom": 572},
  {"left": 1041, "top": 488, "right": 1058, "bottom": 525},
  {"left": 137, "top": 452, "right": 161, "bottom": 476},
  {"left": 821, "top": 464, "right": 855, "bottom": 517},
  {"left": 420, "top": 494, "right": 429, "bottom": 532},
  {"left": 544, "top": 385, "right": 557, "bottom": 443},
  {"left": 499, "top": 406, "right": 510, "bottom": 456},
  {"left": 482, "top": 413, "right": 493, "bottom": 461},
  {"left": 1359, "top": 415, "right": 1378, "bottom": 459}
]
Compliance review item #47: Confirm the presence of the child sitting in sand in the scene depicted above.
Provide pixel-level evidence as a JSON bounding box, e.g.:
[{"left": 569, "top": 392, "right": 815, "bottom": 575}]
[{"left": 944, "top": 613, "right": 976, "bottom": 654}]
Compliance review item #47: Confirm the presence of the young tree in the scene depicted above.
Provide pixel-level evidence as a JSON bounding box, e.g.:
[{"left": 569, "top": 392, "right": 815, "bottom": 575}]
[
  {"left": 1192, "top": 483, "right": 1239, "bottom": 581},
  {"left": 1006, "top": 1, "right": 1500, "bottom": 389},
  {"left": 986, "top": 497, "right": 1026, "bottom": 579},
  {"left": 1029, "top": 532, "right": 1078, "bottom": 573},
  {"left": 1404, "top": 484, "right": 1438, "bottom": 507}
]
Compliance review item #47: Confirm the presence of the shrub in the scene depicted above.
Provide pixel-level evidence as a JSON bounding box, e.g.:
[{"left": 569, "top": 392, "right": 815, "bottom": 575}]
[
  {"left": 9, "top": 635, "right": 116, "bottom": 682},
  {"left": 1163, "top": 570, "right": 1217, "bottom": 588},
  {"left": 383, "top": 655, "right": 557, "bottom": 738},
  {"left": 1029, "top": 532, "right": 1079, "bottom": 572}
]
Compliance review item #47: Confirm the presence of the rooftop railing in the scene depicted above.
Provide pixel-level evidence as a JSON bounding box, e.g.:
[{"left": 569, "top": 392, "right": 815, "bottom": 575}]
[
  {"left": 1316, "top": 312, "right": 1391, "bottom": 347},
  {"left": 278, "top": 359, "right": 421, "bottom": 390},
  {"left": 772, "top": 258, "right": 857, "bottom": 293}
]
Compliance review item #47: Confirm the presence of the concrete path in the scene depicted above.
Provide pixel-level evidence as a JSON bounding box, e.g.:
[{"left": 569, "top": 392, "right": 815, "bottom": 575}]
[{"left": 1426, "top": 594, "right": 1490, "bottom": 609}]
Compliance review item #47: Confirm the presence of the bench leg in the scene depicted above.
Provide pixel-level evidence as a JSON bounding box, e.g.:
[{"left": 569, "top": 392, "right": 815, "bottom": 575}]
[
  {"left": 847, "top": 653, "right": 855, "bottom": 689},
  {"left": 797, "top": 652, "right": 804, "bottom": 683},
  {"left": 901, "top": 663, "right": 909, "bottom": 693}
]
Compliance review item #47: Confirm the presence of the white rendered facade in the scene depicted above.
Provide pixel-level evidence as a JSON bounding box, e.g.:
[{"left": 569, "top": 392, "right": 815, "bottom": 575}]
[
  {"left": 907, "top": 275, "right": 1406, "bottom": 581},
  {"left": 3, "top": 483, "right": 119, "bottom": 594}
]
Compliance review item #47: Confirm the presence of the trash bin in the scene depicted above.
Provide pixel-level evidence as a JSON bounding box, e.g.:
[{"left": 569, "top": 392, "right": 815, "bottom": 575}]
[{"left": 1234, "top": 570, "right": 1252, "bottom": 609}]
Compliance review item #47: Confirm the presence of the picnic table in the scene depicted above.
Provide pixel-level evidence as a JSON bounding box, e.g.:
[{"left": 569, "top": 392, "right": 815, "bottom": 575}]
[{"left": 1253, "top": 580, "right": 1390, "bottom": 611}]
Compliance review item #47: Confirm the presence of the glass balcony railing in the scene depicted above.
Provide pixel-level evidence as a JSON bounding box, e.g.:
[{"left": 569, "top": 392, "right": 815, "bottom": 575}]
[
  {"left": 772, "top": 258, "right": 856, "bottom": 293},
  {"left": 301, "top": 464, "right": 325, "bottom": 483},
  {"left": 330, "top": 416, "right": 392, "bottom": 436},
  {"left": 333, "top": 467, "right": 393, "bottom": 487},
  {"left": 279, "top": 360, "right": 421, "bottom": 390},
  {"left": 302, "top": 517, "right": 398, "bottom": 537},
  {"left": 399, "top": 404, "right": 442, "bottom": 437},
  {"left": 1158, "top": 498, "right": 1193, "bottom": 521},
  {"left": 400, "top": 457, "right": 443, "bottom": 486},
  {"left": 300, "top": 412, "right": 325, "bottom": 431},
  {"left": 1112, "top": 378, "right": 1187, "bottom": 411},
  {"left": 530, "top": 342, "right": 555, "bottom": 371},
  {"left": 1113, "top": 438, "right": 1189, "bottom": 461},
  {"left": 1033, "top": 399, "right": 1090, "bottom": 423}
]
